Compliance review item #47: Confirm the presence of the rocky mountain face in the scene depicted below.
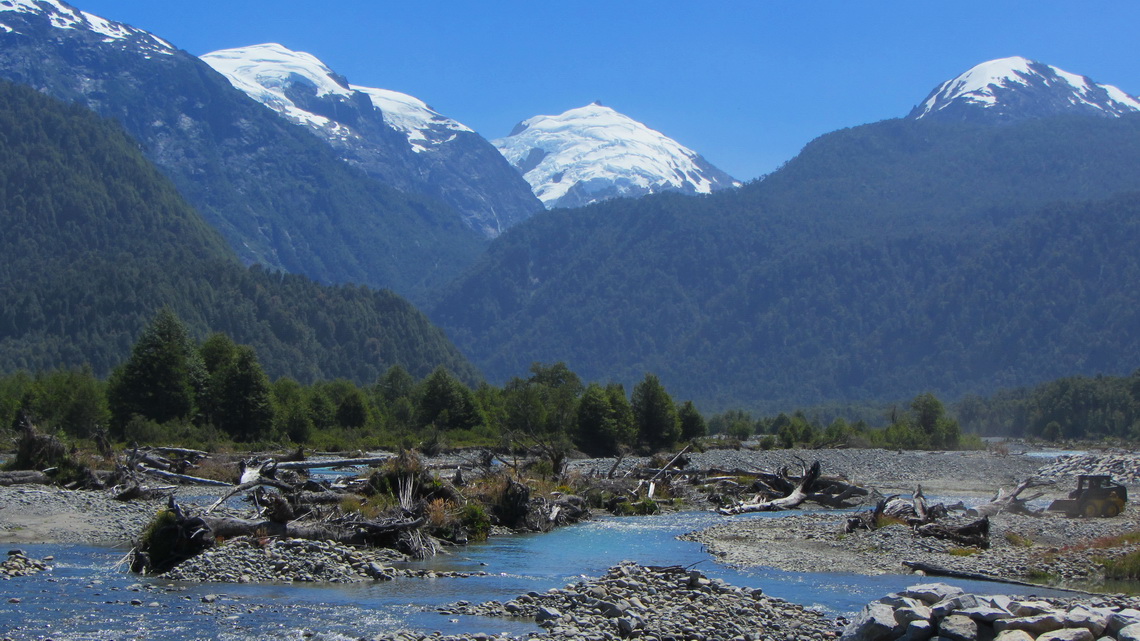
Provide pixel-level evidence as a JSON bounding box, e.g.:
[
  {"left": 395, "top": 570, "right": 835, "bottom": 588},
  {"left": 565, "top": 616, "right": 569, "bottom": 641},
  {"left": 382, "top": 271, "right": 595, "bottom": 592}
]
[
  {"left": 201, "top": 43, "right": 542, "bottom": 238},
  {"left": 0, "top": 0, "right": 485, "bottom": 301},
  {"left": 493, "top": 102, "right": 740, "bottom": 209},
  {"left": 910, "top": 56, "right": 1140, "bottom": 123}
]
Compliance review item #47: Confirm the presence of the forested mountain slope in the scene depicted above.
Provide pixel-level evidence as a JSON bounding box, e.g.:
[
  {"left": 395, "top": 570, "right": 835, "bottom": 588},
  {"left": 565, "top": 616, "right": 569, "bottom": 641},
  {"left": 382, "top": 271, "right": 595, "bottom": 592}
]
[
  {"left": 0, "top": 79, "right": 478, "bottom": 384},
  {"left": 0, "top": 1, "right": 484, "bottom": 302},
  {"left": 432, "top": 116, "right": 1140, "bottom": 411}
]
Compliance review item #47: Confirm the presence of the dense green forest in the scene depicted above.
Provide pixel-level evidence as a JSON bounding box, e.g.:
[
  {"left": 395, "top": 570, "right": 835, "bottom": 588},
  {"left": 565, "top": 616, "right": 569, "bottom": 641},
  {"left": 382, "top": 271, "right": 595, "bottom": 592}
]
[
  {"left": 0, "top": 79, "right": 476, "bottom": 384},
  {"left": 432, "top": 115, "right": 1140, "bottom": 411},
  {"left": 954, "top": 370, "right": 1140, "bottom": 441}
]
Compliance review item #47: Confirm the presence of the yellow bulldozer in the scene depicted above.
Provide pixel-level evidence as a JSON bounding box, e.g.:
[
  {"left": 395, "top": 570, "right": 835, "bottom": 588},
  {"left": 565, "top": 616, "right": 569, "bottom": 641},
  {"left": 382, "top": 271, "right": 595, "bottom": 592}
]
[{"left": 1047, "top": 474, "right": 1127, "bottom": 518}]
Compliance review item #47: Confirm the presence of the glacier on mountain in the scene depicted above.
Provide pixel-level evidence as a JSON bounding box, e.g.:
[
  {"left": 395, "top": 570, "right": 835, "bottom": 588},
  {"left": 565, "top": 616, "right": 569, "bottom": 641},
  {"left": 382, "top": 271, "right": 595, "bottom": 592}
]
[
  {"left": 494, "top": 102, "right": 739, "bottom": 209},
  {"left": 201, "top": 42, "right": 541, "bottom": 237}
]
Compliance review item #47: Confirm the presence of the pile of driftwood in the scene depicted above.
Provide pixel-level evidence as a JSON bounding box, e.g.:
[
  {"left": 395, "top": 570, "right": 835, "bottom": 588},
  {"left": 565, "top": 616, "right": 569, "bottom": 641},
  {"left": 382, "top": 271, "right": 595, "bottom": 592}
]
[
  {"left": 844, "top": 478, "right": 1051, "bottom": 549},
  {"left": 714, "top": 460, "right": 871, "bottom": 515},
  {"left": 845, "top": 486, "right": 991, "bottom": 548},
  {"left": 130, "top": 454, "right": 431, "bottom": 574}
]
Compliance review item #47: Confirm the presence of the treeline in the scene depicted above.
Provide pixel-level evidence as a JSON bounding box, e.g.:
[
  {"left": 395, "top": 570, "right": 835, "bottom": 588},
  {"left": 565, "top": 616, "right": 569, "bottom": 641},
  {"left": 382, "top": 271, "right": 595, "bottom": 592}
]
[
  {"left": 707, "top": 392, "right": 978, "bottom": 451},
  {"left": 0, "top": 311, "right": 707, "bottom": 466},
  {"left": 954, "top": 370, "right": 1140, "bottom": 441}
]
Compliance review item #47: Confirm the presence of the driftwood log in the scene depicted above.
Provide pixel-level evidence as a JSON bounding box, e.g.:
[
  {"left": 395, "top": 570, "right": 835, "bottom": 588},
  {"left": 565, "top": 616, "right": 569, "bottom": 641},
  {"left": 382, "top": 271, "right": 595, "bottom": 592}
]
[
  {"left": 967, "top": 477, "right": 1053, "bottom": 517},
  {"left": 717, "top": 460, "right": 869, "bottom": 514},
  {"left": 0, "top": 470, "right": 51, "bottom": 486}
]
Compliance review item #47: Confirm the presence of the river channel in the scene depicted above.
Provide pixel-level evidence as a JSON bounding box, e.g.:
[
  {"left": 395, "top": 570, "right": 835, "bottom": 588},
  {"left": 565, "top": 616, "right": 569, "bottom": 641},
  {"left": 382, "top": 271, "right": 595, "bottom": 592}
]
[{"left": 2, "top": 503, "right": 1079, "bottom": 640}]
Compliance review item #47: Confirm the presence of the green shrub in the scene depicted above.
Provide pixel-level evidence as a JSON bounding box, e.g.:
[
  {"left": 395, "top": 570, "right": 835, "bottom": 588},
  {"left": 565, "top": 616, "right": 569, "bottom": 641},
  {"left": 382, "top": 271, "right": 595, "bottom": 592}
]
[
  {"left": 460, "top": 504, "right": 491, "bottom": 542},
  {"left": 1100, "top": 551, "right": 1140, "bottom": 580}
]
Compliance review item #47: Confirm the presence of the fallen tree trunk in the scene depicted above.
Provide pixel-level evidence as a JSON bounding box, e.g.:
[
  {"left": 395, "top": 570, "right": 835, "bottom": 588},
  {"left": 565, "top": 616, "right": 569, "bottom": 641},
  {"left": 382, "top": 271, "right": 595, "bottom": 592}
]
[
  {"left": 276, "top": 456, "right": 392, "bottom": 471},
  {"left": 0, "top": 470, "right": 51, "bottom": 486},
  {"left": 137, "top": 466, "right": 232, "bottom": 487},
  {"left": 131, "top": 497, "right": 426, "bottom": 574}
]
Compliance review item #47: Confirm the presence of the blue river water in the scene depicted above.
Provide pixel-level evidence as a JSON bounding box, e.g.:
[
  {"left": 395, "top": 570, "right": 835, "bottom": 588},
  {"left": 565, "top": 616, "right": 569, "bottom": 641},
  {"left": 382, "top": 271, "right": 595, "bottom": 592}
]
[{"left": 0, "top": 506, "right": 1080, "bottom": 641}]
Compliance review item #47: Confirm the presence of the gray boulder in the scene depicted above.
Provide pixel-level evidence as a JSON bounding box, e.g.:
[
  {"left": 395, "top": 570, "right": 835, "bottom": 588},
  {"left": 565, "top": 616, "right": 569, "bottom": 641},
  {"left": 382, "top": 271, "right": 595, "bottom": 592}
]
[
  {"left": 993, "top": 613, "right": 1065, "bottom": 636},
  {"left": 841, "top": 601, "right": 905, "bottom": 641},
  {"left": 993, "top": 630, "right": 1036, "bottom": 641},
  {"left": 1065, "top": 606, "right": 1109, "bottom": 636},
  {"left": 901, "top": 583, "right": 965, "bottom": 605},
  {"left": 938, "top": 613, "right": 979, "bottom": 641},
  {"left": 1118, "top": 621, "right": 1140, "bottom": 641},
  {"left": 1036, "top": 628, "right": 1094, "bottom": 641}
]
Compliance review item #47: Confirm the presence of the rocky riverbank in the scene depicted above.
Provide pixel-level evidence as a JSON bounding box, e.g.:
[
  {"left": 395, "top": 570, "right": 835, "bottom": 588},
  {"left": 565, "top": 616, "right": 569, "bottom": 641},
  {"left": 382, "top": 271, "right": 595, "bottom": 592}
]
[
  {"left": 687, "top": 507, "right": 1140, "bottom": 584},
  {"left": 843, "top": 582, "right": 1140, "bottom": 641},
  {"left": 426, "top": 561, "right": 840, "bottom": 641},
  {"left": 687, "top": 451, "right": 1140, "bottom": 587},
  {"left": 0, "top": 484, "right": 164, "bottom": 545},
  {"left": 159, "top": 536, "right": 487, "bottom": 583}
]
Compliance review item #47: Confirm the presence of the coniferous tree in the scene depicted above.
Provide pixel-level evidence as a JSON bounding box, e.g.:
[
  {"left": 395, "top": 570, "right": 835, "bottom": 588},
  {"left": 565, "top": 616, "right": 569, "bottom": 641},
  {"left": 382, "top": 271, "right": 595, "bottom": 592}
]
[
  {"left": 678, "top": 400, "right": 707, "bottom": 442},
  {"left": 632, "top": 373, "right": 680, "bottom": 451},
  {"left": 416, "top": 367, "right": 484, "bottom": 432},
  {"left": 213, "top": 345, "right": 274, "bottom": 441},
  {"left": 107, "top": 309, "right": 206, "bottom": 437}
]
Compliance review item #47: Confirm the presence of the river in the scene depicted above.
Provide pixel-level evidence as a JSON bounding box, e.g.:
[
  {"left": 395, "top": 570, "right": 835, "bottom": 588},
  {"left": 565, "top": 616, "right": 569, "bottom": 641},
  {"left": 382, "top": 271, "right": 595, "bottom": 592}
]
[{"left": 2, "top": 505, "right": 1078, "bottom": 640}]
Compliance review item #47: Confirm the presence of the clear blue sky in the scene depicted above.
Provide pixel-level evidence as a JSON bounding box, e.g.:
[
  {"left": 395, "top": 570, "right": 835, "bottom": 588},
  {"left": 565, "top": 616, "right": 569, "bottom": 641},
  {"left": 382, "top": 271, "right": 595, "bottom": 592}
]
[{"left": 76, "top": 0, "right": 1140, "bottom": 181}]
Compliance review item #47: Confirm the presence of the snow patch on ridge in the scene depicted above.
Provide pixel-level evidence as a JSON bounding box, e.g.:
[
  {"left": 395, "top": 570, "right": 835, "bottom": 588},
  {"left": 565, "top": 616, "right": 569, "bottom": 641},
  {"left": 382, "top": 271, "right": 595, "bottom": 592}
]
[
  {"left": 0, "top": 0, "right": 174, "bottom": 54},
  {"left": 352, "top": 85, "right": 472, "bottom": 153}
]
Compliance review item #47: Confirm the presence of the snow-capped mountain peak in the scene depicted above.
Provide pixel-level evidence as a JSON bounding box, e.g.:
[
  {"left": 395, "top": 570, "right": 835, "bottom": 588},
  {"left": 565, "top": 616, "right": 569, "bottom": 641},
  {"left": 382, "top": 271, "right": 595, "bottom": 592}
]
[
  {"left": 911, "top": 56, "right": 1140, "bottom": 121},
  {"left": 201, "top": 43, "right": 471, "bottom": 151},
  {"left": 495, "top": 102, "right": 739, "bottom": 209}
]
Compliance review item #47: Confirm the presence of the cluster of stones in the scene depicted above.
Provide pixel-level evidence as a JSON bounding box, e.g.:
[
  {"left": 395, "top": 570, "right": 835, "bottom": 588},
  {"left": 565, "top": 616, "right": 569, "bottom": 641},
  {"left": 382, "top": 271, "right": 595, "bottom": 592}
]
[
  {"left": 842, "top": 582, "right": 1140, "bottom": 641},
  {"left": 438, "top": 561, "right": 839, "bottom": 641},
  {"left": 1036, "top": 454, "right": 1140, "bottom": 485},
  {"left": 160, "top": 537, "right": 485, "bottom": 583},
  {"left": 1, "top": 549, "right": 51, "bottom": 578}
]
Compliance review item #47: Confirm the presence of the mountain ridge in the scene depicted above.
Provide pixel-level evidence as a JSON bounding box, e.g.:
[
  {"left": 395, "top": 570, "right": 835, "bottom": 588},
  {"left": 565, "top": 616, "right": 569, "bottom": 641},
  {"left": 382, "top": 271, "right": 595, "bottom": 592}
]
[{"left": 201, "top": 42, "right": 542, "bottom": 238}]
